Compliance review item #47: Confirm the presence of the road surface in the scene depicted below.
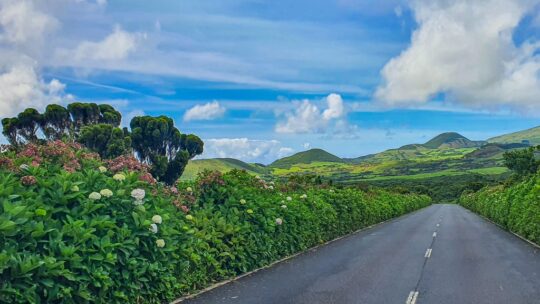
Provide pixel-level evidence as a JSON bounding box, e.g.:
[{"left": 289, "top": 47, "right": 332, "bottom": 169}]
[{"left": 181, "top": 204, "right": 540, "bottom": 304}]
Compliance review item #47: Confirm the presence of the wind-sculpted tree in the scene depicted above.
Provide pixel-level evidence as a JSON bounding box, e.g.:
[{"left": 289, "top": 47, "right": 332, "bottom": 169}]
[
  {"left": 1, "top": 117, "right": 20, "bottom": 146},
  {"left": 130, "top": 115, "right": 203, "bottom": 185},
  {"left": 67, "top": 102, "right": 101, "bottom": 133},
  {"left": 98, "top": 104, "right": 122, "bottom": 126},
  {"left": 78, "top": 124, "right": 132, "bottom": 159},
  {"left": 41, "top": 104, "right": 72, "bottom": 140}
]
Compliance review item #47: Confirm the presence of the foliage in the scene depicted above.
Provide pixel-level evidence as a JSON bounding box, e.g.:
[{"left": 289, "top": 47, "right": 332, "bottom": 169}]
[
  {"left": 130, "top": 116, "right": 203, "bottom": 185},
  {"left": 269, "top": 149, "right": 344, "bottom": 168},
  {"left": 503, "top": 147, "right": 540, "bottom": 176},
  {"left": 459, "top": 173, "right": 540, "bottom": 245},
  {"left": 0, "top": 143, "right": 430, "bottom": 303},
  {"left": 78, "top": 124, "right": 131, "bottom": 159},
  {"left": 41, "top": 105, "right": 72, "bottom": 141}
]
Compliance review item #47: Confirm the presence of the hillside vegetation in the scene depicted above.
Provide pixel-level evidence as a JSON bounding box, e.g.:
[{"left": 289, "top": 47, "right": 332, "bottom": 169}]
[
  {"left": 459, "top": 174, "right": 540, "bottom": 245},
  {"left": 269, "top": 149, "right": 344, "bottom": 168},
  {"left": 488, "top": 126, "right": 540, "bottom": 145},
  {"left": 0, "top": 142, "right": 430, "bottom": 303},
  {"left": 182, "top": 158, "right": 268, "bottom": 180}
]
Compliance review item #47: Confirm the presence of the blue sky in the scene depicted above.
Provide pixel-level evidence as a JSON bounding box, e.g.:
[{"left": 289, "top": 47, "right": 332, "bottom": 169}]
[{"left": 1, "top": 0, "right": 540, "bottom": 163}]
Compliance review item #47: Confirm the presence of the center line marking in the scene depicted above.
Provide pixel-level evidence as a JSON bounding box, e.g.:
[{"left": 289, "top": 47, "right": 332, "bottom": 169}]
[
  {"left": 433, "top": 232, "right": 437, "bottom": 237},
  {"left": 425, "top": 248, "right": 432, "bottom": 258},
  {"left": 436, "top": 223, "right": 440, "bottom": 227},
  {"left": 406, "top": 291, "right": 419, "bottom": 304}
]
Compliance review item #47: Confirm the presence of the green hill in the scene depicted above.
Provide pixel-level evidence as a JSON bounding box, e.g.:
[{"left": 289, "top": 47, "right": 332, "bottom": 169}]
[
  {"left": 181, "top": 158, "right": 268, "bottom": 180},
  {"left": 422, "top": 132, "right": 484, "bottom": 149},
  {"left": 488, "top": 126, "right": 540, "bottom": 145},
  {"left": 269, "top": 148, "right": 343, "bottom": 168}
]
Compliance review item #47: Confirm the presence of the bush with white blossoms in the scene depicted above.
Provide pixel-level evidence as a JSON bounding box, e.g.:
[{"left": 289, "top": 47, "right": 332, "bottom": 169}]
[
  {"left": 275, "top": 218, "right": 283, "bottom": 225},
  {"left": 149, "top": 223, "right": 159, "bottom": 234},
  {"left": 113, "top": 173, "right": 126, "bottom": 181},
  {"left": 152, "top": 215, "right": 163, "bottom": 224},
  {"left": 88, "top": 192, "right": 101, "bottom": 200},
  {"left": 156, "top": 239, "right": 165, "bottom": 248},
  {"left": 131, "top": 188, "right": 145, "bottom": 201},
  {"left": 100, "top": 189, "right": 113, "bottom": 198}
]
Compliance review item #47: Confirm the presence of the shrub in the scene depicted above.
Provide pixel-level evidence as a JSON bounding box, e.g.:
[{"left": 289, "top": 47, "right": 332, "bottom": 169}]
[
  {"left": 0, "top": 144, "right": 430, "bottom": 303},
  {"left": 459, "top": 174, "right": 540, "bottom": 244}
]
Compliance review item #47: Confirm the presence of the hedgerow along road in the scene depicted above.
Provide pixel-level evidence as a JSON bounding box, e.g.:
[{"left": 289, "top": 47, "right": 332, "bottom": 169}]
[{"left": 177, "top": 204, "right": 540, "bottom": 304}]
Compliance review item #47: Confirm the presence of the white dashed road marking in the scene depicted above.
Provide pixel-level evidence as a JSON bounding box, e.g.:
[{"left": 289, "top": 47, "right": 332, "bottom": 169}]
[
  {"left": 424, "top": 248, "right": 432, "bottom": 258},
  {"left": 406, "top": 291, "right": 419, "bottom": 304},
  {"left": 432, "top": 232, "right": 437, "bottom": 237}
]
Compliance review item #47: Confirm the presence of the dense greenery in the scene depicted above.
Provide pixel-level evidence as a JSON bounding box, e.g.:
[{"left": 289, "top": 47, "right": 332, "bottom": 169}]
[
  {"left": 459, "top": 173, "right": 540, "bottom": 245},
  {"left": 503, "top": 146, "right": 540, "bottom": 176},
  {"left": 0, "top": 142, "right": 430, "bottom": 303},
  {"left": 2, "top": 103, "right": 204, "bottom": 185}
]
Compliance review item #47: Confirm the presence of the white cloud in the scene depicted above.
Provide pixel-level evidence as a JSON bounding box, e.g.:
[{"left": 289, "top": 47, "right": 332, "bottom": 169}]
[
  {"left": 200, "top": 138, "right": 294, "bottom": 164},
  {"left": 376, "top": 0, "right": 540, "bottom": 111},
  {"left": 0, "top": 1, "right": 69, "bottom": 118},
  {"left": 0, "top": 0, "right": 58, "bottom": 46},
  {"left": 275, "top": 93, "right": 356, "bottom": 135},
  {"left": 183, "top": 101, "right": 226, "bottom": 121},
  {"left": 69, "top": 26, "right": 142, "bottom": 61}
]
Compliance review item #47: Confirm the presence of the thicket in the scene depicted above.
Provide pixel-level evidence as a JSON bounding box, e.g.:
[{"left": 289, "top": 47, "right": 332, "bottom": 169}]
[
  {"left": 459, "top": 174, "right": 540, "bottom": 245},
  {"left": 0, "top": 143, "right": 431, "bottom": 303},
  {"left": 1, "top": 103, "right": 203, "bottom": 185}
]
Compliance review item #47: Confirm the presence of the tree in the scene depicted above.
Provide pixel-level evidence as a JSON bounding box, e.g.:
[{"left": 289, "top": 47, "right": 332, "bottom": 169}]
[
  {"left": 130, "top": 116, "right": 203, "bottom": 185},
  {"left": 503, "top": 147, "right": 539, "bottom": 176},
  {"left": 98, "top": 104, "right": 122, "bottom": 126},
  {"left": 68, "top": 102, "right": 101, "bottom": 133},
  {"left": 15, "top": 108, "right": 42, "bottom": 143},
  {"left": 41, "top": 104, "right": 72, "bottom": 140},
  {"left": 1, "top": 117, "right": 19, "bottom": 146},
  {"left": 78, "top": 124, "right": 132, "bottom": 159}
]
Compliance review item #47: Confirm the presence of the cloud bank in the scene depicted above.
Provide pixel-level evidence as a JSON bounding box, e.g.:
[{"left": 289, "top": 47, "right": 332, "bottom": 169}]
[
  {"left": 200, "top": 138, "right": 294, "bottom": 164},
  {"left": 376, "top": 0, "right": 540, "bottom": 111}
]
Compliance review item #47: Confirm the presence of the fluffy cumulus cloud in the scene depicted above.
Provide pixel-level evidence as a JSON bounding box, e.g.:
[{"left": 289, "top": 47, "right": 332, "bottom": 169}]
[
  {"left": 275, "top": 93, "right": 357, "bottom": 136},
  {"left": 61, "top": 25, "right": 143, "bottom": 62},
  {"left": 200, "top": 138, "right": 294, "bottom": 164},
  {"left": 376, "top": 0, "right": 540, "bottom": 111},
  {"left": 183, "top": 101, "right": 226, "bottom": 122},
  {"left": 0, "top": 0, "right": 70, "bottom": 117}
]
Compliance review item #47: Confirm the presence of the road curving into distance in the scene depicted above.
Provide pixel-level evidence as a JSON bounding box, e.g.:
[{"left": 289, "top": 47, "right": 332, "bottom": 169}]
[{"left": 180, "top": 204, "right": 540, "bottom": 304}]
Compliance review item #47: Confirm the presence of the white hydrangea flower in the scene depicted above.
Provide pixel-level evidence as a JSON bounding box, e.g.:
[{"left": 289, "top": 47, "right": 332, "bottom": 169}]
[
  {"left": 149, "top": 223, "right": 158, "bottom": 234},
  {"left": 275, "top": 218, "right": 283, "bottom": 225},
  {"left": 281, "top": 204, "right": 287, "bottom": 209},
  {"left": 132, "top": 200, "right": 144, "bottom": 206},
  {"left": 71, "top": 185, "right": 79, "bottom": 192},
  {"left": 286, "top": 196, "right": 292, "bottom": 201},
  {"left": 156, "top": 239, "right": 165, "bottom": 248},
  {"left": 186, "top": 186, "right": 193, "bottom": 193},
  {"left": 100, "top": 189, "right": 113, "bottom": 198},
  {"left": 98, "top": 166, "right": 107, "bottom": 173},
  {"left": 113, "top": 173, "right": 126, "bottom": 181},
  {"left": 240, "top": 199, "right": 247, "bottom": 205},
  {"left": 19, "top": 164, "right": 29, "bottom": 170},
  {"left": 131, "top": 189, "right": 145, "bottom": 201},
  {"left": 300, "top": 194, "right": 308, "bottom": 199},
  {"left": 152, "top": 215, "right": 163, "bottom": 224},
  {"left": 268, "top": 185, "right": 274, "bottom": 190},
  {"left": 89, "top": 192, "right": 101, "bottom": 200}
]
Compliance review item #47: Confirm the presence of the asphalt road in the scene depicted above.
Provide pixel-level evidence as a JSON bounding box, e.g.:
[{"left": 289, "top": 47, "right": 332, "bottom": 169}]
[{"left": 181, "top": 204, "right": 540, "bottom": 304}]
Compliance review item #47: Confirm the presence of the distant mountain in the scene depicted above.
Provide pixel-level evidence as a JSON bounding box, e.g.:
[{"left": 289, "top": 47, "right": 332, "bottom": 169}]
[
  {"left": 422, "top": 132, "right": 485, "bottom": 149},
  {"left": 181, "top": 158, "right": 268, "bottom": 180},
  {"left": 488, "top": 126, "right": 540, "bottom": 145},
  {"left": 269, "top": 148, "right": 344, "bottom": 168}
]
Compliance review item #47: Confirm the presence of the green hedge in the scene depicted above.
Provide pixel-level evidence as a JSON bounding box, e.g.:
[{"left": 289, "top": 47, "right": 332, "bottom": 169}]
[
  {"left": 0, "top": 143, "right": 431, "bottom": 303},
  {"left": 459, "top": 175, "right": 540, "bottom": 245}
]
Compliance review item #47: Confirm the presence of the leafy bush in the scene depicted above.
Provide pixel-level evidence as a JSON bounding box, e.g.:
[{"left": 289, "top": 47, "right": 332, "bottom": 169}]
[
  {"left": 459, "top": 174, "right": 540, "bottom": 244},
  {"left": 0, "top": 143, "right": 430, "bottom": 303}
]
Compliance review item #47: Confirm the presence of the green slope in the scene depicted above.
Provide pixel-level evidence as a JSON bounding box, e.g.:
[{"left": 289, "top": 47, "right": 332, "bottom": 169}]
[
  {"left": 181, "top": 158, "right": 268, "bottom": 180},
  {"left": 488, "top": 126, "right": 540, "bottom": 145},
  {"left": 269, "top": 148, "right": 344, "bottom": 168},
  {"left": 422, "top": 132, "right": 484, "bottom": 149}
]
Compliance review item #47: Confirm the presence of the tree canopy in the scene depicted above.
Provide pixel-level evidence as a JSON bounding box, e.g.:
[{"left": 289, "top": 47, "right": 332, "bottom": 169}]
[{"left": 131, "top": 116, "right": 203, "bottom": 185}]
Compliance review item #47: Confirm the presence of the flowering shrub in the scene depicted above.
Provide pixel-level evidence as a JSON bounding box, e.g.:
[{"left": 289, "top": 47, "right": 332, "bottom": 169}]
[
  {"left": 0, "top": 143, "right": 431, "bottom": 303},
  {"left": 459, "top": 174, "right": 540, "bottom": 244}
]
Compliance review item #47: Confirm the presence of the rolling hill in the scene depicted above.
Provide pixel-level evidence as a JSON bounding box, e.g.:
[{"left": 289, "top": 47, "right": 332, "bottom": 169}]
[
  {"left": 269, "top": 148, "right": 344, "bottom": 168},
  {"left": 181, "top": 158, "right": 268, "bottom": 180},
  {"left": 488, "top": 126, "right": 540, "bottom": 145},
  {"left": 422, "top": 132, "right": 485, "bottom": 149}
]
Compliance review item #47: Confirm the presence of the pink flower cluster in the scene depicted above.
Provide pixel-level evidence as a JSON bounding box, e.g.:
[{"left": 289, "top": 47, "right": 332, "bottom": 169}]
[
  {"left": 21, "top": 175, "right": 37, "bottom": 186},
  {"left": 106, "top": 155, "right": 150, "bottom": 173}
]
